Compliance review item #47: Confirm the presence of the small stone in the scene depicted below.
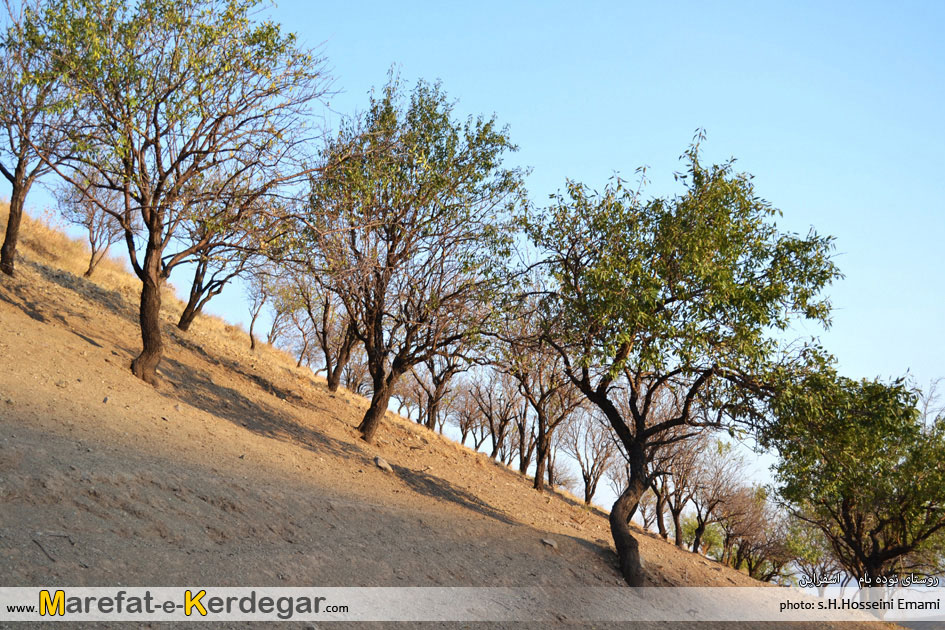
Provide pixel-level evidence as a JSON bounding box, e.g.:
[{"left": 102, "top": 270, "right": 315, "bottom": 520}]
[
  {"left": 541, "top": 538, "right": 558, "bottom": 550},
  {"left": 174, "top": 404, "right": 182, "bottom": 412},
  {"left": 55, "top": 380, "right": 68, "bottom": 388},
  {"left": 374, "top": 456, "right": 394, "bottom": 473},
  {"left": 4, "top": 398, "right": 12, "bottom": 405},
  {"left": 102, "top": 397, "right": 108, "bottom": 404}
]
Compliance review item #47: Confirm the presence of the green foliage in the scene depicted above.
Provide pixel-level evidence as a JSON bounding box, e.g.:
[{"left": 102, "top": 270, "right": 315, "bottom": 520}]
[
  {"left": 765, "top": 370, "right": 945, "bottom": 581},
  {"left": 681, "top": 514, "right": 723, "bottom": 558},
  {"left": 524, "top": 135, "right": 841, "bottom": 423},
  {"left": 305, "top": 74, "right": 524, "bottom": 360}
]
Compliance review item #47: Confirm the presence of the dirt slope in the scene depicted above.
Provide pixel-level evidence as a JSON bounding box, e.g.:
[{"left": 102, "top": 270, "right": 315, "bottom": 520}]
[{"left": 0, "top": 211, "right": 893, "bottom": 629}]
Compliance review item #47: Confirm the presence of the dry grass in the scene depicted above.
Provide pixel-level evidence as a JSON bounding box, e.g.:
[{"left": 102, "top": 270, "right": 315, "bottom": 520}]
[{"left": 1, "top": 201, "right": 285, "bottom": 358}]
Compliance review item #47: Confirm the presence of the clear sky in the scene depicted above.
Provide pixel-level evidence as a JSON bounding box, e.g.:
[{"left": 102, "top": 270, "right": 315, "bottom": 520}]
[
  {"left": 5, "top": 2, "right": 942, "bottom": 489},
  {"left": 248, "top": 0, "right": 943, "bottom": 389}
]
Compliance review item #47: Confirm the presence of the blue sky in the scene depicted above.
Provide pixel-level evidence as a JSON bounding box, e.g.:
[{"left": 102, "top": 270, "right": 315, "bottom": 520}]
[
  {"left": 252, "top": 0, "right": 943, "bottom": 389},
  {"left": 5, "top": 2, "right": 942, "bottom": 443}
]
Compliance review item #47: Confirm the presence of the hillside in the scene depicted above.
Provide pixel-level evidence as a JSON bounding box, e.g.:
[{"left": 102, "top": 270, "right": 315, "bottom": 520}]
[{"left": 0, "top": 210, "right": 893, "bottom": 629}]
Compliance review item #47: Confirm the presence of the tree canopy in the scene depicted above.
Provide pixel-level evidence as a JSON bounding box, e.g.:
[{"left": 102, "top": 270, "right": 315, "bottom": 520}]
[
  {"left": 522, "top": 136, "right": 842, "bottom": 585},
  {"left": 28, "top": 0, "right": 329, "bottom": 383},
  {"left": 764, "top": 370, "right": 945, "bottom": 584},
  {"left": 301, "top": 76, "right": 524, "bottom": 443}
]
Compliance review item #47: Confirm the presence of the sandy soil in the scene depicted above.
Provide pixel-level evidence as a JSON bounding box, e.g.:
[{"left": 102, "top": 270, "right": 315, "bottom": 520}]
[{"left": 0, "top": 213, "right": 895, "bottom": 629}]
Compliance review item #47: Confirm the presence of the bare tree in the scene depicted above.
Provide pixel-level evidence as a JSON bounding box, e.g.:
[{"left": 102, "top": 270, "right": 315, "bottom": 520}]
[
  {"left": 658, "top": 433, "right": 706, "bottom": 548},
  {"left": 689, "top": 440, "right": 745, "bottom": 554},
  {"left": 470, "top": 369, "right": 520, "bottom": 461},
  {"left": 635, "top": 488, "right": 659, "bottom": 531},
  {"left": 245, "top": 267, "right": 275, "bottom": 352},
  {"left": 56, "top": 168, "right": 130, "bottom": 277},
  {"left": 410, "top": 351, "right": 469, "bottom": 432},
  {"left": 716, "top": 484, "right": 764, "bottom": 567},
  {"left": 340, "top": 347, "right": 372, "bottom": 397},
  {"left": 510, "top": 400, "right": 536, "bottom": 474},
  {"left": 450, "top": 381, "right": 487, "bottom": 447},
  {"left": 561, "top": 408, "right": 617, "bottom": 505},
  {"left": 733, "top": 503, "right": 793, "bottom": 583},
  {"left": 503, "top": 333, "right": 583, "bottom": 492},
  {"left": 275, "top": 271, "right": 360, "bottom": 391}
]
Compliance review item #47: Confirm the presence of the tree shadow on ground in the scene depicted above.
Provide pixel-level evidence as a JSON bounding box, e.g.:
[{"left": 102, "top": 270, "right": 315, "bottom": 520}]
[
  {"left": 391, "top": 463, "right": 518, "bottom": 526},
  {"left": 0, "top": 284, "right": 48, "bottom": 323},
  {"left": 24, "top": 259, "right": 136, "bottom": 323},
  {"left": 166, "top": 326, "right": 315, "bottom": 412},
  {"left": 157, "top": 355, "right": 373, "bottom": 468}
]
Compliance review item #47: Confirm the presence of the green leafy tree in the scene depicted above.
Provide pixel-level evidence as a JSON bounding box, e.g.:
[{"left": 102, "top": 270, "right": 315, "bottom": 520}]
[
  {"left": 522, "top": 135, "right": 841, "bottom": 585},
  {"left": 681, "top": 514, "right": 723, "bottom": 558},
  {"left": 785, "top": 516, "right": 842, "bottom": 596},
  {"left": 764, "top": 371, "right": 945, "bottom": 586},
  {"left": 0, "top": 0, "right": 74, "bottom": 276},
  {"left": 304, "top": 77, "right": 524, "bottom": 443},
  {"left": 31, "top": 0, "right": 328, "bottom": 383}
]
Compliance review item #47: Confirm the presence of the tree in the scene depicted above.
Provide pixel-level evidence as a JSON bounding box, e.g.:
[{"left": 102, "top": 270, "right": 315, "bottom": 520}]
[
  {"left": 561, "top": 407, "right": 617, "bottom": 505},
  {"left": 764, "top": 370, "right": 945, "bottom": 586},
  {"left": 786, "top": 516, "right": 843, "bottom": 596},
  {"left": 172, "top": 183, "right": 279, "bottom": 332},
  {"left": 653, "top": 430, "right": 705, "bottom": 548},
  {"left": 506, "top": 341, "right": 583, "bottom": 492},
  {"left": 716, "top": 484, "right": 764, "bottom": 566},
  {"left": 689, "top": 440, "right": 745, "bottom": 554},
  {"left": 305, "top": 77, "right": 523, "bottom": 443},
  {"left": 0, "top": 0, "right": 74, "bottom": 276},
  {"left": 732, "top": 503, "right": 793, "bottom": 583},
  {"left": 681, "top": 515, "right": 723, "bottom": 558},
  {"left": 450, "top": 379, "right": 488, "bottom": 448},
  {"left": 410, "top": 351, "right": 469, "bottom": 432},
  {"left": 470, "top": 369, "right": 520, "bottom": 460},
  {"left": 523, "top": 136, "right": 841, "bottom": 585},
  {"left": 245, "top": 267, "right": 276, "bottom": 352},
  {"left": 33, "top": 0, "right": 329, "bottom": 384},
  {"left": 56, "top": 167, "right": 130, "bottom": 277},
  {"left": 273, "top": 270, "right": 359, "bottom": 391}
]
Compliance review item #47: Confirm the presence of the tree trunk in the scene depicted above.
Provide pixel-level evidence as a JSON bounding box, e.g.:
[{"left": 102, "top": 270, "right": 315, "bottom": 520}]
[
  {"left": 177, "top": 257, "right": 212, "bottom": 331},
  {"left": 296, "top": 339, "right": 309, "bottom": 368},
  {"left": 358, "top": 384, "right": 391, "bottom": 443},
  {"left": 0, "top": 184, "right": 25, "bottom": 277},
  {"left": 533, "top": 436, "right": 548, "bottom": 492},
  {"left": 323, "top": 322, "right": 357, "bottom": 393},
  {"left": 424, "top": 397, "right": 439, "bottom": 431},
  {"left": 672, "top": 509, "right": 684, "bottom": 548},
  {"left": 692, "top": 522, "right": 705, "bottom": 554},
  {"left": 177, "top": 298, "right": 201, "bottom": 331},
  {"left": 130, "top": 251, "right": 164, "bottom": 385},
  {"left": 610, "top": 477, "right": 647, "bottom": 586},
  {"left": 358, "top": 365, "right": 402, "bottom": 443},
  {"left": 248, "top": 308, "right": 260, "bottom": 351},
  {"left": 655, "top": 492, "right": 669, "bottom": 540}
]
